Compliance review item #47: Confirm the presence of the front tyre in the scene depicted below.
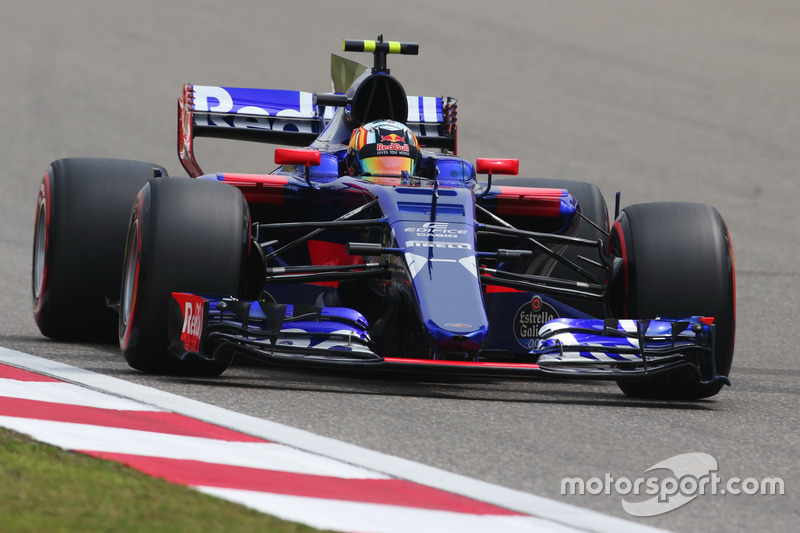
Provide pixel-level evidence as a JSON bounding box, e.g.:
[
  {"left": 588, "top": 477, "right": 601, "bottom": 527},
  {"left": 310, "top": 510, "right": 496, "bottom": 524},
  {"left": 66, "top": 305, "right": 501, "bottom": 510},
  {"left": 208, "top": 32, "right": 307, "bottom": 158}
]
[
  {"left": 119, "top": 177, "right": 250, "bottom": 376},
  {"left": 610, "top": 202, "right": 735, "bottom": 400}
]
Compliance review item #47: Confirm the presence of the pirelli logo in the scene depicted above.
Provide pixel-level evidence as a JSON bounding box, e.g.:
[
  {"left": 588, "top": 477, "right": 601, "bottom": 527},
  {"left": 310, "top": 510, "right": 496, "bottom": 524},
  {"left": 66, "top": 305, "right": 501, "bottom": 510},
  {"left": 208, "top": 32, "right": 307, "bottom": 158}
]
[{"left": 406, "top": 241, "right": 472, "bottom": 250}]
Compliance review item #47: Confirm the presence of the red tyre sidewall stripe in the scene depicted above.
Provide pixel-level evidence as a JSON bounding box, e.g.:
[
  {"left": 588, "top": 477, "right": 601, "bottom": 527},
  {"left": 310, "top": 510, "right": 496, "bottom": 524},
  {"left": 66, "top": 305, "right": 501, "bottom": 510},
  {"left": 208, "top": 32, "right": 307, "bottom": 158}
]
[
  {"left": 120, "top": 192, "right": 145, "bottom": 351},
  {"left": 727, "top": 225, "right": 737, "bottom": 335},
  {"left": 611, "top": 219, "right": 630, "bottom": 317},
  {"left": 33, "top": 172, "right": 51, "bottom": 321}
]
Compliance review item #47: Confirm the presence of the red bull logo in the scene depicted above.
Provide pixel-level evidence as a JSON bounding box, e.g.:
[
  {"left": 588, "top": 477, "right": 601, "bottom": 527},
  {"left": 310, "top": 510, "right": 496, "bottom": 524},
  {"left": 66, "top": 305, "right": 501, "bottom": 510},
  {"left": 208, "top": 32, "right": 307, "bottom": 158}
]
[
  {"left": 376, "top": 142, "right": 409, "bottom": 152},
  {"left": 380, "top": 133, "right": 406, "bottom": 143}
]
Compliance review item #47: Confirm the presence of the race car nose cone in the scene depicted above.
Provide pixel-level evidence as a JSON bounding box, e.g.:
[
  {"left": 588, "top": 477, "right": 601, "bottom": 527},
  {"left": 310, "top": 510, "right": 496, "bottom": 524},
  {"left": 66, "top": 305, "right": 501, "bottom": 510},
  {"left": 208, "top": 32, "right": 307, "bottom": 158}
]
[{"left": 425, "top": 320, "right": 488, "bottom": 353}]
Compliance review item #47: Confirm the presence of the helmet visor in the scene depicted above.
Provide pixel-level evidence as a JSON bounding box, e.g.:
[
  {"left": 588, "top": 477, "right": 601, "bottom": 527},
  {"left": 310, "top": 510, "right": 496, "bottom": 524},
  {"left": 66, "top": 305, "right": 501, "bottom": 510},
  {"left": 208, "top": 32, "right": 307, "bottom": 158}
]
[{"left": 360, "top": 155, "right": 414, "bottom": 177}]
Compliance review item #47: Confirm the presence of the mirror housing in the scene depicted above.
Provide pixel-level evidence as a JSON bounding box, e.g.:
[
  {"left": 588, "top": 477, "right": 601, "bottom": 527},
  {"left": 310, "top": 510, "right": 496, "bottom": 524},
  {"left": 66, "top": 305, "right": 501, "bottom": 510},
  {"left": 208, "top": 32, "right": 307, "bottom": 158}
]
[
  {"left": 274, "top": 148, "right": 322, "bottom": 167},
  {"left": 475, "top": 158, "right": 519, "bottom": 176}
]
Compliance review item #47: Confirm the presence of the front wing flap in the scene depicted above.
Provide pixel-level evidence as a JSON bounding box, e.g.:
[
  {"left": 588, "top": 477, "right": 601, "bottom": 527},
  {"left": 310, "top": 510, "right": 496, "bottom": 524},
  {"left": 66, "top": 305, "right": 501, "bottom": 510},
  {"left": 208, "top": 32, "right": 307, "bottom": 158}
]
[
  {"left": 168, "top": 293, "right": 380, "bottom": 367},
  {"left": 532, "top": 317, "right": 730, "bottom": 386},
  {"left": 168, "top": 293, "right": 729, "bottom": 386}
]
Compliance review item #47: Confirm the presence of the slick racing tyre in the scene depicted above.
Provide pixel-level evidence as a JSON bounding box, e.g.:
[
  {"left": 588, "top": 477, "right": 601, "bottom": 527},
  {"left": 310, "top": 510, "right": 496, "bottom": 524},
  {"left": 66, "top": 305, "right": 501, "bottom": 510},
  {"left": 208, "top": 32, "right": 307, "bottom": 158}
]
[
  {"left": 610, "top": 202, "right": 735, "bottom": 400},
  {"left": 119, "top": 177, "right": 250, "bottom": 376},
  {"left": 493, "top": 177, "right": 609, "bottom": 315},
  {"left": 33, "top": 158, "right": 166, "bottom": 341}
]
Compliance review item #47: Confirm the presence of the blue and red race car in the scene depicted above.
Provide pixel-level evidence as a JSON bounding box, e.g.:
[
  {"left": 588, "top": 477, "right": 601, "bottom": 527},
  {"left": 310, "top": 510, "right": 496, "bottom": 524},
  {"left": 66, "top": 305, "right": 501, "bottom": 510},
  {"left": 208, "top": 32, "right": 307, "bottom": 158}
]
[{"left": 32, "top": 37, "right": 735, "bottom": 400}]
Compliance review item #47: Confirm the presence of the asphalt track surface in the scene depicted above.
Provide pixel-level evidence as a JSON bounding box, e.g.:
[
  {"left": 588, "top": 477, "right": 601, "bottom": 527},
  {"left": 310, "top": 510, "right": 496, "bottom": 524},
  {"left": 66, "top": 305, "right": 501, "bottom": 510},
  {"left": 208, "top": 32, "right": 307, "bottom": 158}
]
[{"left": 1, "top": 1, "right": 798, "bottom": 531}]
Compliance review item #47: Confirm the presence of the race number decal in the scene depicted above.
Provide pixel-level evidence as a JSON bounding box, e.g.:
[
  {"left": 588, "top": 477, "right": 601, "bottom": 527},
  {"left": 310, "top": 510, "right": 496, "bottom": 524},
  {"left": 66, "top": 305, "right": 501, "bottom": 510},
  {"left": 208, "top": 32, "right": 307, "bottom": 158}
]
[{"left": 514, "top": 296, "right": 558, "bottom": 350}]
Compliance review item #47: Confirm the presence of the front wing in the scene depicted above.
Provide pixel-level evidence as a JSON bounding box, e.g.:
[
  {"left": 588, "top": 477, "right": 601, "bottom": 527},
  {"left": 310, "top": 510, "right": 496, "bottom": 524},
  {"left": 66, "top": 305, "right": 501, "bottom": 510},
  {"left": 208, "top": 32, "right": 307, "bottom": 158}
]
[{"left": 168, "top": 293, "right": 730, "bottom": 387}]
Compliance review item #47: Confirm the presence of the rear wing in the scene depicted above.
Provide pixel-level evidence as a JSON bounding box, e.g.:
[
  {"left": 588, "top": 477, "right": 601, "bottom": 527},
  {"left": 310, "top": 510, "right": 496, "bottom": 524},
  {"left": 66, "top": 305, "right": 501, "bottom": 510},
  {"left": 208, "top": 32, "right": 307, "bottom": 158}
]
[{"left": 178, "top": 84, "right": 457, "bottom": 177}]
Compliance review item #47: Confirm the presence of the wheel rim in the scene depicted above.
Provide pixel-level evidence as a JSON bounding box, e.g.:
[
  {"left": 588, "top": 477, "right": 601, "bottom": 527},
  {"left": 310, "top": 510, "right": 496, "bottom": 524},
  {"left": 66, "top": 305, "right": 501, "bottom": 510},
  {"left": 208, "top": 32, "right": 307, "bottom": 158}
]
[
  {"left": 120, "top": 218, "right": 139, "bottom": 330},
  {"left": 32, "top": 201, "right": 47, "bottom": 301}
]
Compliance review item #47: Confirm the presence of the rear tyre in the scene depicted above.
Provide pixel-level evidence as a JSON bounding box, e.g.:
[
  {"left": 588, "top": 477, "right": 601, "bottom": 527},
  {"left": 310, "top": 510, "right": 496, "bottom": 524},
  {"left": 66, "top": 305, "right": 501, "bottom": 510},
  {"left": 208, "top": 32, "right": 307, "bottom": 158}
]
[
  {"left": 610, "top": 202, "right": 735, "bottom": 400},
  {"left": 491, "top": 178, "right": 609, "bottom": 238},
  {"left": 119, "top": 177, "right": 250, "bottom": 376},
  {"left": 492, "top": 178, "right": 609, "bottom": 315},
  {"left": 32, "top": 158, "right": 165, "bottom": 341}
]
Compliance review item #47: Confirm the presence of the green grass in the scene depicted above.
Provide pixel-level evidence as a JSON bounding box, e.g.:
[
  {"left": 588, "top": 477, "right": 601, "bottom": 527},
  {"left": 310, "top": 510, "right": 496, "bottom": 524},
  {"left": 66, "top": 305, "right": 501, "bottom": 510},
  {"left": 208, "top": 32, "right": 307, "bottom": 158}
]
[{"left": 0, "top": 427, "right": 328, "bottom": 533}]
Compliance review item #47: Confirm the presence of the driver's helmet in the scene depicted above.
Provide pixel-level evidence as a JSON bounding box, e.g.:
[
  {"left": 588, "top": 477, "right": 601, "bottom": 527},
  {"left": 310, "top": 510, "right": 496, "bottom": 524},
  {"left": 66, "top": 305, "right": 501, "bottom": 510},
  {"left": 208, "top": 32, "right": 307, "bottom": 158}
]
[{"left": 347, "top": 119, "right": 419, "bottom": 177}]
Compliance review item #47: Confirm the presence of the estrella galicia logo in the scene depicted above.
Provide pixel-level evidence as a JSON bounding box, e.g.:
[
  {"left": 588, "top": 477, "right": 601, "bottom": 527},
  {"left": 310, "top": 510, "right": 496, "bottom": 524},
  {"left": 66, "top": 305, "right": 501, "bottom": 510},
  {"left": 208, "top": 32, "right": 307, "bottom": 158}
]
[{"left": 514, "top": 295, "right": 557, "bottom": 349}]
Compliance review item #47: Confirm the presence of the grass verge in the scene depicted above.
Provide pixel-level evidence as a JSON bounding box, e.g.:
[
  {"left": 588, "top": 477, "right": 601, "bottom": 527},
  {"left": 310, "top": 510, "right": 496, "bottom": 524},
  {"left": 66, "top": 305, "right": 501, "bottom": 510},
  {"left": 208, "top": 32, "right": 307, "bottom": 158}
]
[{"left": 0, "top": 427, "right": 327, "bottom": 532}]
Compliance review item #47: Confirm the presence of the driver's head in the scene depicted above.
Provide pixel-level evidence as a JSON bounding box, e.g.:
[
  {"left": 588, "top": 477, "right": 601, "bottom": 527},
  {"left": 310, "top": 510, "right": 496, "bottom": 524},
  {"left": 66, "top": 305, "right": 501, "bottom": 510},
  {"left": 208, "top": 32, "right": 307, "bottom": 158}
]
[{"left": 347, "top": 120, "right": 419, "bottom": 177}]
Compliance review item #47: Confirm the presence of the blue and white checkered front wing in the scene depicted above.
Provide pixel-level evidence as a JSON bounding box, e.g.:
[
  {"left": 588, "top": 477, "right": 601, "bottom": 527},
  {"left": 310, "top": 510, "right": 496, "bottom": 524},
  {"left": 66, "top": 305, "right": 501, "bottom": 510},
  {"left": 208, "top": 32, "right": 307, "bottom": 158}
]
[{"left": 533, "top": 317, "right": 727, "bottom": 383}]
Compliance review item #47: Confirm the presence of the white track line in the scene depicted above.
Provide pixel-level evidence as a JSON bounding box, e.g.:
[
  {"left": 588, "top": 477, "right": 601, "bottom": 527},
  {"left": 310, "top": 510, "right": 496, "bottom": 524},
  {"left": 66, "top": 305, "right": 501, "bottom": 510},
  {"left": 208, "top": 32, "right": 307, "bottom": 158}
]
[
  {"left": 198, "top": 488, "right": 582, "bottom": 533},
  {"left": 0, "top": 379, "right": 162, "bottom": 410}
]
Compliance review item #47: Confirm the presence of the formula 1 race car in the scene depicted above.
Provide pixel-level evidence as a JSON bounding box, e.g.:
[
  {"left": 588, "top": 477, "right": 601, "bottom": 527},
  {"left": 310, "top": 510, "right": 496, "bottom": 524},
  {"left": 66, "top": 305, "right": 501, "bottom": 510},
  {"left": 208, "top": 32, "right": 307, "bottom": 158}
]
[{"left": 32, "top": 37, "right": 735, "bottom": 400}]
